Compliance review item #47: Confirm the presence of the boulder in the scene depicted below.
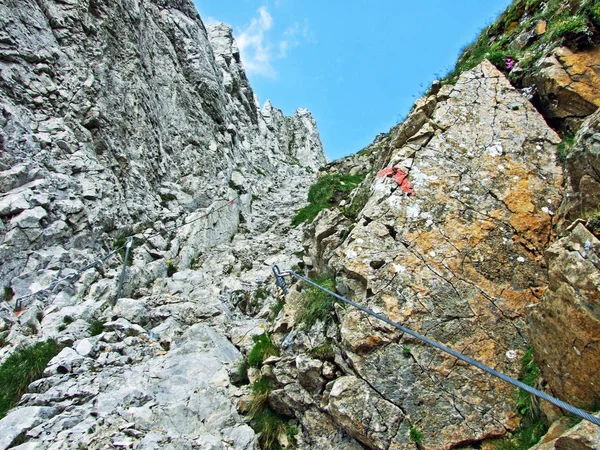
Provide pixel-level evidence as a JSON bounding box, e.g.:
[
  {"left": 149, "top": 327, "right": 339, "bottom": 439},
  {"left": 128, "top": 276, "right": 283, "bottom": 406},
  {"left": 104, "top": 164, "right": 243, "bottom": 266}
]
[
  {"left": 530, "top": 414, "right": 600, "bottom": 450},
  {"left": 325, "top": 376, "right": 405, "bottom": 450},
  {"left": 529, "top": 224, "right": 600, "bottom": 410},
  {"left": 528, "top": 46, "right": 600, "bottom": 123},
  {"left": 0, "top": 406, "right": 57, "bottom": 450}
]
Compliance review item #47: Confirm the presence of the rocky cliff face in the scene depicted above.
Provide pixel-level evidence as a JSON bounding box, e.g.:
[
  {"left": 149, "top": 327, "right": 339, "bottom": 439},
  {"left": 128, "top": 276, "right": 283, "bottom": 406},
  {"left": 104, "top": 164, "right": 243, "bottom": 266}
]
[
  {"left": 258, "top": 3, "right": 600, "bottom": 448},
  {"left": 0, "top": 0, "right": 325, "bottom": 298},
  {"left": 0, "top": 0, "right": 327, "bottom": 448},
  {"left": 2, "top": 0, "right": 600, "bottom": 449},
  {"left": 268, "top": 60, "right": 567, "bottom": 449}
]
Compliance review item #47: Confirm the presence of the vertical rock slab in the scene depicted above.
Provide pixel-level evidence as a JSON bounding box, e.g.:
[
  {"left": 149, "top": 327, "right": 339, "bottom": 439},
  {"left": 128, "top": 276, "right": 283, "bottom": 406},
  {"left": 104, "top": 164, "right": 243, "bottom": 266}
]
[
  {"left": 316, "top": 60, "right": 563, "bottom": 448},
  {"left": 529, "top": 224, "right": 600, "bottom": 411},
  {"left": 557, "top": 108, "right": 600, "bottom": 228},
  {"left": 530, "top": 109, "right": 600, "bottom": 413}
]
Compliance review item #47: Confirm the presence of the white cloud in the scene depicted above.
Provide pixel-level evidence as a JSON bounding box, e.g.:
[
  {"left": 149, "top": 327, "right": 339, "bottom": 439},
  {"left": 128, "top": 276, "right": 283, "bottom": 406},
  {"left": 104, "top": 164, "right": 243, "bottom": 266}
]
[
  {"left": 236, "top": 6, "right": 276, "bottom": 77},
  {"left": 235, "top": 7, "right": 313, "bottom": 78}
]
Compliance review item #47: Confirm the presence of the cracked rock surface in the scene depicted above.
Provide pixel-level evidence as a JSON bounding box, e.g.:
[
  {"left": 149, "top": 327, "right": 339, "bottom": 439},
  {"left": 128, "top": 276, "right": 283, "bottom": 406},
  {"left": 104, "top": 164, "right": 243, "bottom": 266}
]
[
  {"left": 0, "top": 0, "right": 327, "bottom": 448},
  {"left": 273, "top": 60, "right": 566, "bottom": 449}
]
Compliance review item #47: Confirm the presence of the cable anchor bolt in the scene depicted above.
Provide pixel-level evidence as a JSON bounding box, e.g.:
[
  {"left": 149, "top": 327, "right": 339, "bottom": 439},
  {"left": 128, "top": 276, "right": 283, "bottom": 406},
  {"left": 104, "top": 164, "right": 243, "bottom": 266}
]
[{"left": 272, "top": 265, "right": 289, "bottom": 295}]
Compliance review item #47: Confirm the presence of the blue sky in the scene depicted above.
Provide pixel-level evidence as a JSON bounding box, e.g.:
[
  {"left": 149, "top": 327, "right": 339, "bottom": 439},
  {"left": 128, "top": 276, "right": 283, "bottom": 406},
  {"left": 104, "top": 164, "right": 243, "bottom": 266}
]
[{"left": 195, "top": 0, "right": 513, "bottom": 161}]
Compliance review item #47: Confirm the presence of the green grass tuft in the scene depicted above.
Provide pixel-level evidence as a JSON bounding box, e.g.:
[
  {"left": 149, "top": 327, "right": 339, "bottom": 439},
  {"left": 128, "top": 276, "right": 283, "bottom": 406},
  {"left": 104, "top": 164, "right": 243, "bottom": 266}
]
[
  {"left": 342, "top": 182, "right": 371, "bottom": 221},
  {"left": 0, "top": 340, "right": 63, "bottom": 418},
  {"left": 63, "top": 315, "right": 75, "bottom": 325},
  {"left": 89, "top": 320, "right": 105, "bottom": 336},
  {"left": 310, "top": 341, "right": 335, "bottom": 361},
  {"left": 297, "top": 275, "right": 337, "bottom": 330},
  {"left": 286, "top": 424, "right": 300, "bottom": 446},
  {"left": 3, "top": 287, "right": 14, "bottom": 302},
  {"left": 166, "top": 261, "right": 178, "bottom": 277},
  {"left": 409, "top": 426, "right": 423, "bottom": 445},
  {"left": 516, "top": 348, "right": 539, "bottom": 417},
  {"left": 247, "top": 333, "right": 279, "bottom": 368},
  {"left": 252, "top": 406, "right": 287, "bottom": 450},
  {"left": 270, "top": 298, "right": 285, "bottom": 318},
  {"left": 248, "top": 377, "right": 273, "bottom": 418},
  {"left": 254, "top": 286, "right": 268, "bottom": 301},
  {"left": 585, "top": 3, "right": 600, "bottom": 25},
  {"left": 547, "top": 15, "right": 590, "bottom": 41},
  {"left": 236, "top": 359, "right": 250, "bottom": 386},
  {"left": 556, "top": 134, "right": 575, "bottom": 164},
  {"left": 494, "top": 347, "right": 547, "bottom": 449},
  {"left": 292, "top": 173, "right": 366, "bottom": 226}
]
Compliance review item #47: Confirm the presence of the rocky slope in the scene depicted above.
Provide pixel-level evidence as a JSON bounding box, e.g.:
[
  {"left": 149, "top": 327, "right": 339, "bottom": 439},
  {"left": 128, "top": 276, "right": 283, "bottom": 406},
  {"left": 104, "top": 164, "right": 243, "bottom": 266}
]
[
  {"left": 0, "top": 0, "right": 327, "bottom": 448},
  {"left": 0, "top": 0, "right": 325, "bottom": 292},
  {"left": 0, "top": 0, "right": 325, "bottom": 338},
  {"left": 0, "top": 177, "right": 320, "bottom": 449},
  {"left": 268, "top": 60, "right": 564, "bottom": 449}
]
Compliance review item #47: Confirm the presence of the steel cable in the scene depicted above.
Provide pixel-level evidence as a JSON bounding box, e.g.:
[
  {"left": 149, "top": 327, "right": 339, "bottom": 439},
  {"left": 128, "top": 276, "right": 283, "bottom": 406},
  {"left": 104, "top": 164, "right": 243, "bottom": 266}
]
[{"left": 272, "top": 265, "right": 600, "bottom": 427}]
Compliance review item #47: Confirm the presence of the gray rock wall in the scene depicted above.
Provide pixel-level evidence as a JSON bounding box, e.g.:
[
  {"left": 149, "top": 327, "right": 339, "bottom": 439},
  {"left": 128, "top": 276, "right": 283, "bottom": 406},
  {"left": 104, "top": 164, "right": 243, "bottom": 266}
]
[
  {"left": 0, "top": 0, "right": 326, "bottom": 295},
  {"left": 0, "top": 1, "right": 327, "bottom": 448}
]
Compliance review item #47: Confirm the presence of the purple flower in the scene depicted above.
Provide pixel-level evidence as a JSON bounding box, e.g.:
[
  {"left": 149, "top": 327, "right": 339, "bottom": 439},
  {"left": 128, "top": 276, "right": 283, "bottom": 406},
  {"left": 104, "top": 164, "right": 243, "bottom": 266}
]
[{"left": 505, "top": 56, "right": 515, "bottom": 71}]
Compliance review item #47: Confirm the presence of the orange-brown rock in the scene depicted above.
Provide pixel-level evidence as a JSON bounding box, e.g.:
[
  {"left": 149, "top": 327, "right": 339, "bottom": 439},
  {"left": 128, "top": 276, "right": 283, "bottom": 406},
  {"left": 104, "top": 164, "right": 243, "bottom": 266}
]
[
  {"left": 529, "top": 46, "right": 600, "bottom": 122},
  {"left": 305, "top": 61, "right": 563, "bottom": 449},
  {"left": 535, "top": 20, "right": 547, "bottom": 35}
]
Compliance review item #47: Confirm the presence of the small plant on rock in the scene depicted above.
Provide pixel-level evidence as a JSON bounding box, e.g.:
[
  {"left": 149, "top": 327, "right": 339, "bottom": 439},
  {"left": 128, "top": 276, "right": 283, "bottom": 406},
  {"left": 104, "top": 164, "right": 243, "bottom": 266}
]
[
  {"left": 246, "top": 376, "right": 289, "bottom": 450},
  {"left": 63, "top": 315, "right": 75, "bottom": 325},
  {"left": 547, "top": 15, "right": 590, "bottom": 42},
  {"left": 270, "top": 298, "right": 285, "bottom": 318},
  {"left": 292, "top": 173, "right": 366, "bottom": 226},
  {"left": 0, "top": 339, "right": 62, "bottom": 418},
  {"left": 254, "top": 286, "right": 268, "bottom": 301},
  {"left": 235, "top": 359, "right": 250, "bottom": 386},
  {"left": 248, "top": 377, "right": 272, "bottom": 417},
  {"left": 494, "top": 348, "right": 547, "bottom": 449},
  {"left": 89, "top": 320, "right": 105, "bottom": 336},
  {"left": 309, "top": 341, "right": 335, "bottom": 361},
  {"left": 2, "top": 287, "right": 14, "bottom": 302},
  {"left": 252, "top": 406, "right": 287, "bottom": 450},
  {"left": 285, "top": 424, "right": 300, "bottom": 447},
  {"left": 247, "top": 333, "right": 279, "bottom": 368},
  {"left": 556, "top": 134, "right": 575, "bottom": 164},
  {"left": 166, "top": 260, "right": 178, "bottom": 277},
  {"left": 409, "top": 426, "right": 423, "bottom": 445},
  {"left": 297, "top": 274, "right": 337, "bottom": 330}
]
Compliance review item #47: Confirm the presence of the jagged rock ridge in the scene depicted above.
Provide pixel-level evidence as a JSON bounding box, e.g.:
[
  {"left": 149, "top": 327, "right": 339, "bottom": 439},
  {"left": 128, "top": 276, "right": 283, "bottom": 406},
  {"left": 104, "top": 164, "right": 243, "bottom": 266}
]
[
  {"left": 0, "top": 0, "right": 328, "bottom": 448},
  {"left": 0, "top": 0, "right": 325, "bottom": 296}
]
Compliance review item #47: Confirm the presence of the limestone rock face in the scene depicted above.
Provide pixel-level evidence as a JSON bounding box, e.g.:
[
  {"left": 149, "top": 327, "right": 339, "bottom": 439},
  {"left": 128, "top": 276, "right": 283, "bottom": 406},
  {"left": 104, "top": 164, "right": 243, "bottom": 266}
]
[
  {"left": 0, "top": 0, "right": 327, "bottom": 448},
  {"left": 0, "top": 0, "right": 325, "bottom": 290},
  {"left": 297, "top": 60, "right": 563, "bottom": 448},
  {"left": 527, "top": 46, "right": 600, "bottom": 127},
  {"left": 529, "top": 224, "right": 600, "bottom": 411}
]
